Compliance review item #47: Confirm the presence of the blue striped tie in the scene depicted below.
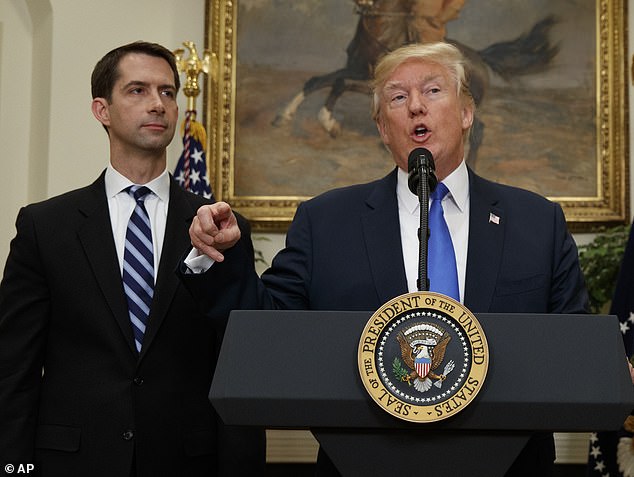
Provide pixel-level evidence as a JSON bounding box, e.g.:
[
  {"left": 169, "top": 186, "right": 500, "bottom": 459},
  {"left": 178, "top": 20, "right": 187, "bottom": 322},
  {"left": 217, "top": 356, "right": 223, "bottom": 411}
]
[
  {"left": 428, "top": 182, "right": 459, "bottom": 301},
  {"left": 123, "top": 186, "right": 154, "bottom": 353}
]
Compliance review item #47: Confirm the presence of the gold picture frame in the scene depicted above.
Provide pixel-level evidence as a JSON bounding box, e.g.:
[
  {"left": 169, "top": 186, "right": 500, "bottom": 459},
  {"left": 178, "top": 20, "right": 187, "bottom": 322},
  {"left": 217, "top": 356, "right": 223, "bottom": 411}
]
[{"left": 204, "top": 0, "right": 629, "bottom": 232}]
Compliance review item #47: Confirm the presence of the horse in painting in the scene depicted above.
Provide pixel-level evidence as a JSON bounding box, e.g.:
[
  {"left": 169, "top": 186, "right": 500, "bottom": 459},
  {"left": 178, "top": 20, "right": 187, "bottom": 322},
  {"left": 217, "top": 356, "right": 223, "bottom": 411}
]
[{"left": 272, "top": 0, "right": 559, "bottom": 166}]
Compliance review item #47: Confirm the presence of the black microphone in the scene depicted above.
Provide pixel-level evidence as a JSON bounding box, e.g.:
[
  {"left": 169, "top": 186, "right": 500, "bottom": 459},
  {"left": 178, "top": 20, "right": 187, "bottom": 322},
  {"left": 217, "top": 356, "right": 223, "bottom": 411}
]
[
  {"left": 407, "top": 147, "right": 438, "bottom": 195},
  {"left": 407, "top": 147, "right": 437, "bottom": 292}
]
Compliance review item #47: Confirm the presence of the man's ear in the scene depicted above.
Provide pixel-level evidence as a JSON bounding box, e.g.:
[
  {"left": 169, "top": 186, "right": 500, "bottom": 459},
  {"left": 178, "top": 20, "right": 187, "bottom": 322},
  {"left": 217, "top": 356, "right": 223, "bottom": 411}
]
[
  {"left": 461, "top": 102, "right": 474, "bottom": 131},
  {"left": 91, "top": 98, "right": 110, "bottom": 127}
]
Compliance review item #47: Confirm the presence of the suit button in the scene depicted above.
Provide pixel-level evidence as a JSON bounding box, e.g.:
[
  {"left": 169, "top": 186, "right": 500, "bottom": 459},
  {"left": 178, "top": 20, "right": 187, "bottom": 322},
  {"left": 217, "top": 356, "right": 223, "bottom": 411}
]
[
  {"left": 133, "top": 377, "right": 144, "bottom": 386},
  {"left": 122, "top": 430, "right": 134, "bottom": 441}
]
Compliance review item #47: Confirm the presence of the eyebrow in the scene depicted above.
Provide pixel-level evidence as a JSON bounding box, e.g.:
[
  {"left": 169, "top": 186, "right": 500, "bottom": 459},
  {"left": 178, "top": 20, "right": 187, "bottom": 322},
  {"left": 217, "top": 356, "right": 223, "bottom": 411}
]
[
  {"left": 383, "top": 73, "right": 445, "bottom": 93},
  {"left": 121, "top": 80, "right": 176, "bottom": 91}
]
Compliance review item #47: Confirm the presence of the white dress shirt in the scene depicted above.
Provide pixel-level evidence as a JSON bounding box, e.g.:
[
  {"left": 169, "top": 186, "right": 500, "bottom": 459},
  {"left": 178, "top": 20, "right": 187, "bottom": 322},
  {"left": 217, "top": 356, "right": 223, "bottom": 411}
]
[
  {"left": 397, "top": 161, "right": 470, "bottom": 301},
  {"left": 105, "top": 165, "right": 170, "bottom": 281}
]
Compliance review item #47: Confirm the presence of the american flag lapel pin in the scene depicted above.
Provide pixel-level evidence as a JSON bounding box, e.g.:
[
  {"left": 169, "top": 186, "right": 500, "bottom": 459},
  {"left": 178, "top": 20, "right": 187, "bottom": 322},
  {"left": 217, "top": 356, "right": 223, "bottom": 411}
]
[{"left": 489, "top": 212, "right": 500, "bottom": 225}]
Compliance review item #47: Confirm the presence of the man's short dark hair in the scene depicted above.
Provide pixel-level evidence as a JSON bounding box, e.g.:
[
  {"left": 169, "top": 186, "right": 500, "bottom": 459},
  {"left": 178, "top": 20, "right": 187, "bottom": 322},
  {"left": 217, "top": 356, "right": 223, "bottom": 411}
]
[{"left": 91, "top": 41, "right": 180, "bottom": 102}]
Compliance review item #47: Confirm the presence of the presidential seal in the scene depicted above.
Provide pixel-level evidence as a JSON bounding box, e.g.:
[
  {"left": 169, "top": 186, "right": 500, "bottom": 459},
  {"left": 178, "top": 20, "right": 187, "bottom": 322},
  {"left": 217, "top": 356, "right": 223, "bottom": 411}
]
[{"left": 358, "top": 291, "right": 488, "bottom": 423}]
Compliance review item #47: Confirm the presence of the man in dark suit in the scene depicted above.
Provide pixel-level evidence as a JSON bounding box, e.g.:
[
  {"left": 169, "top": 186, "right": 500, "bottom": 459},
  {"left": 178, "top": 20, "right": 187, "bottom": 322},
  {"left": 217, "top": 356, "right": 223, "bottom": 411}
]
[
  {"left": 0, "top": 41, "right": 264, "bottom": 476},
  {"left": 182, "top": 42, "right": 589, "bottom": 476}
]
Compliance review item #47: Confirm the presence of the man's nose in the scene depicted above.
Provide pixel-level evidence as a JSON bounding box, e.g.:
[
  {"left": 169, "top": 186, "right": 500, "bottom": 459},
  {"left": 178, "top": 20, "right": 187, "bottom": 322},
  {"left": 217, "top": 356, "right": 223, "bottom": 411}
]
[
  {"left": 149, "top": 91, "right": 166, "bottom": 113},
  {"left": 408, "top": 91, "right": 427, "bottom": 115}
]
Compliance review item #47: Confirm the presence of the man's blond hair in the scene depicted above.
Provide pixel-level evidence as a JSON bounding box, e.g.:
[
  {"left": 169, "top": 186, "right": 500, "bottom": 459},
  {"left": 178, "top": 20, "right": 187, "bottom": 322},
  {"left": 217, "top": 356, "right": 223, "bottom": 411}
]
[{"left": 371, "top": 42, "right": 475, "bottom": 122}]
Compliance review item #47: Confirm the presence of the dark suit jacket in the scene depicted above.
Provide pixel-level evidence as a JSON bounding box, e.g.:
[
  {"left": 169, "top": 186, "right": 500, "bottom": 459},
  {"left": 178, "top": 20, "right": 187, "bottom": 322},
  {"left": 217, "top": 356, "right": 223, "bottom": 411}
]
[
  {"left": 180, "top": 166, "right": 589, "bottom": 476},
  {"left": 0, "top": 172, "right": 264, "bottom": 477},
  {"left": 184, "top": 167, "right": 587, "bottom": 316}
]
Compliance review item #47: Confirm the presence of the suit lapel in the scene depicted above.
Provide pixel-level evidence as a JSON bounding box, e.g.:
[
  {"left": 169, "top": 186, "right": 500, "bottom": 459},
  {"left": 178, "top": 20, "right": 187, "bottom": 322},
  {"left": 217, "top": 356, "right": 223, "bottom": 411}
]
[
  {"left": 139, "top": 179, "right": 197, "bottom": 358},
  {"left": 77, "top": 172, "right": 137, "bottom": 354},
  {"left": 464, "top": 169, "right": 505, "bottom": 312},
  {"left": 361, "top": 169, "right": 409, "bottom": 304}
]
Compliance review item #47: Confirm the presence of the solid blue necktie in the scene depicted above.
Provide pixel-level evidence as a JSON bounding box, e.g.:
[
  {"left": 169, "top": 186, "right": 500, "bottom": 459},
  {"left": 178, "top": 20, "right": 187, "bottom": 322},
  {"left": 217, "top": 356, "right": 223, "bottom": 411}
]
[
  {"left": 428, "top": 183, "right": 459, "bottom": 301},
  {"left": 122, "top": 186, "right": 154, "bottom": 353}
]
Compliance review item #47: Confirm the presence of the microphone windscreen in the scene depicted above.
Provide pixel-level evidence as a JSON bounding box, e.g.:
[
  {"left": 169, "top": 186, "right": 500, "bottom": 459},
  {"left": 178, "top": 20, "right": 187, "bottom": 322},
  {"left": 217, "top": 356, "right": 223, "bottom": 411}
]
[
  {"left": 408, "top": 147, "right": 433, "bottom": 173},
  {"left": 407, "top": 148, "right": 434, "bottom": 195},
  {"left": 408, "top": 170, "right": 420, "bottom": 195}
]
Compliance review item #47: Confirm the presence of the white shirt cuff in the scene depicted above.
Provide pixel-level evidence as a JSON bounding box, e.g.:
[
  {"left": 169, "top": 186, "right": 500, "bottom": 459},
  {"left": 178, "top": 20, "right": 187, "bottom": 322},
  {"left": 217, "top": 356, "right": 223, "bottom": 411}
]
[{"left": 184, "top": 247, "right": 215, "bottom": 274}]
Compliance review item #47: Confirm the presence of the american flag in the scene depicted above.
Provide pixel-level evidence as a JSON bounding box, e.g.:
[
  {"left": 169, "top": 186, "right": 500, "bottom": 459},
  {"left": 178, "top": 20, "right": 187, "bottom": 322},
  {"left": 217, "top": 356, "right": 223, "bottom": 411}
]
[
  {"left": 587, "top": 221, "right": 634, "bottom": 476},
  {"left": 174, "top": 110, "right": 214, "bottom": 199}
]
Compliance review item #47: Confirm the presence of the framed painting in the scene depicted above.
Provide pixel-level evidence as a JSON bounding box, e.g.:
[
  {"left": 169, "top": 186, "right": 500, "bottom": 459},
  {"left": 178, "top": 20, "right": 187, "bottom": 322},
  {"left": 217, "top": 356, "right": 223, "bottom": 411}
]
[{"left": 204, "top": 0, "right": 628, "bottom": 232}]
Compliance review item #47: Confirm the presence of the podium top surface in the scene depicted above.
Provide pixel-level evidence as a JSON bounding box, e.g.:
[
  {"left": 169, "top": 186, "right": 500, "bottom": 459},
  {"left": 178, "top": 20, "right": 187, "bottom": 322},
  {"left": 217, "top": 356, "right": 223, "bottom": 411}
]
[{"left": 210, "top": 310, "right": 634, "bottom": 431}]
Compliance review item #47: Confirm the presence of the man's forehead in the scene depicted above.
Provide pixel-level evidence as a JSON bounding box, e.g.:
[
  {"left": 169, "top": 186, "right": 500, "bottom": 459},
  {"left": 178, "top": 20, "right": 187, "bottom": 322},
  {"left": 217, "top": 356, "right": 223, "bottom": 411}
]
[{"left": 115, "top": 54, "right": 175, "bottom": 85}]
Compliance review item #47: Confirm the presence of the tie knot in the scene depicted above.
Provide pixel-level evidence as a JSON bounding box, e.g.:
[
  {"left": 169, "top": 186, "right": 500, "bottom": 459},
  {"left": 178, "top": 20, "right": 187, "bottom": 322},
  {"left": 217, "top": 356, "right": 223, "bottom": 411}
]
[
  {"left": 431, "top": 182, "right": 449, "bottom": 201},
  {"left": 127, "top": 185, "right": 152, "bottom": 203}
]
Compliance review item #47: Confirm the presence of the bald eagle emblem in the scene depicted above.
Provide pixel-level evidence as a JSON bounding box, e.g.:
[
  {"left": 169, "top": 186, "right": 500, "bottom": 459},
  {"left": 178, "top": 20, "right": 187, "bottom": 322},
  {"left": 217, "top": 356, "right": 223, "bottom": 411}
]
[{"left": 395, "top": 322, "right": 455, "bottom": 393}]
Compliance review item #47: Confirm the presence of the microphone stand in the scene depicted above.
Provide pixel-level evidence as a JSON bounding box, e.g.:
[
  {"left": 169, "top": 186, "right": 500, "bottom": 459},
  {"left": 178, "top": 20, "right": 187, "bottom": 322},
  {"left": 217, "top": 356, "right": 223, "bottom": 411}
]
[{"left": 415, "top": 156, "right": 434, "bottom": 292}]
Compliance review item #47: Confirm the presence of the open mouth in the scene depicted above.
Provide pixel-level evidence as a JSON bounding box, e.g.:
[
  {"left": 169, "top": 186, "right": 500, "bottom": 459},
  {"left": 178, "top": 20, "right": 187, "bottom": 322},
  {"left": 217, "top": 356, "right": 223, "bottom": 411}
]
[{"left": 414, "top": 126, "right": 428, "bottom": 137}]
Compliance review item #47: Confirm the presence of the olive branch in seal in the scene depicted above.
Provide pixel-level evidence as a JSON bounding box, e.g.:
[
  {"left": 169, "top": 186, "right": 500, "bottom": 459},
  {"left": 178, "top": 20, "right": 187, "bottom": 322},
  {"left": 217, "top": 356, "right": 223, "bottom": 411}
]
[{"left": 392, "top": 357, "right": 411, "bottom": 385}]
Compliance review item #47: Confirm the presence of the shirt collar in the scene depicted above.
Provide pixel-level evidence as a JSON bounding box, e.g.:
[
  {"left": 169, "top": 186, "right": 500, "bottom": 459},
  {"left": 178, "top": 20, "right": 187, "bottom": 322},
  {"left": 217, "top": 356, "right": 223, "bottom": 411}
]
[
  {"left": 396, "top": 160, "right": 469, "bottom": 214},
  {"left": 442, "top": 160, "right": 469, "bottom": 213},
  {"left": 105, "top": 165, "right": 170, "bottom": 202}
]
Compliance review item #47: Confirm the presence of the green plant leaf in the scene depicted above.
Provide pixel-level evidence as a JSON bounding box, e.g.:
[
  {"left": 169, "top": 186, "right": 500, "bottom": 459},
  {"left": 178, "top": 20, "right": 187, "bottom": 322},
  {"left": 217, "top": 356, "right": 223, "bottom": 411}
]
[{"left": 578, "top": 225, "right": 629, "bottom": 313}]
